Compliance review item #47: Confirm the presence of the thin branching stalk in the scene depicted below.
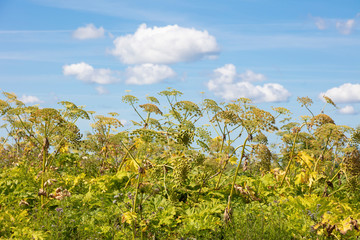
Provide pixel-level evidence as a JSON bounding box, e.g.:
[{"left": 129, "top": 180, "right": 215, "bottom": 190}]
[
  {"left": 227, "top": 134, "right": 249, "bottom": 210},
  {"left": 16, "top": 114, "right": 42, "bottom": 146},
  {"left": 305, "top": 106, "right": 314, "bottom": 117},
  {"left": 130, "top": 102, "right": 146, "bottom": 124},
  {"left": 216, "top": 140, "right": 245, "bottom": 189},
  {"left": 314, "top": 129, "right": 333, "bottom": 172},
  {"left": 118, "top": 141, "right": 140, "bottom": 169},
  {"left": 132, "top": 172, "right": 142, "bottom": 240},
  {"left": 280, "top": 123, "right": 306, "bottom": 187}
]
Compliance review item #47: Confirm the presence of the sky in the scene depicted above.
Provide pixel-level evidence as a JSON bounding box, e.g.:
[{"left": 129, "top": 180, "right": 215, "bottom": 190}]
[{"left": 0, "top": 0, "right": 360, "bottom": 131}]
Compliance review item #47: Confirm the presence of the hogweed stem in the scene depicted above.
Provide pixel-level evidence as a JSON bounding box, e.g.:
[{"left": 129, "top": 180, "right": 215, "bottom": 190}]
[
  {"left": 227, "top": 135, "right": 249, "bottom": 210},
  {"left": 280, "top": 123, "right": 306, "bottom": 187}
]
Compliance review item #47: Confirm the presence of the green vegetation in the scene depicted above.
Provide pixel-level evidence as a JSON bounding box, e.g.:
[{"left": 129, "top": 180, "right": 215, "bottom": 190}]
[{"left": 0, "top": 89, "right": 359, "bottom": 239}]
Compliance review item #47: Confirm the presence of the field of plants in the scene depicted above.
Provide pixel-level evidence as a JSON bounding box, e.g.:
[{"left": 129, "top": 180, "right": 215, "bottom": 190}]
[{"left": 0, "top": 88, "right": 360, "bottom": 239}]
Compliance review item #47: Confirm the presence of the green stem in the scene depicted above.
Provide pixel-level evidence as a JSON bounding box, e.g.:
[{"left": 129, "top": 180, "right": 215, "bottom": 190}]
[
  {"left": 216, "top": 142, "right": 244, "bottom": 189},
  {"left": 330, "top": 169, "right": 342, "bottom": 183},
  {"left": 41, "top": 134, "right": 48, "bottom": 207},
  {"left": 131, "top": 103, "right": 146, "bottom": 124},
  {"left": 227, "top": 135, "right": 249, "bottom": 210},
  {"left": 205, "top": 111, "right": 220, "bottom": 136},
  {"left": 214, "top": 125, "right": 229, "bottom": 188},
  {"left": 163, "top": 165, "right": 169, "bottom": 198},
  {"left": 117, "top": 143, "right": 136, "bottom": 172},
  {"left": 144, "top": 112, "right": 150, "bottom": 128},
  {"left": 327, "top": 185, "right": 346, "bottom": 197},
  {"left": 305, "top": 106, "right": 314, "bottom": 117},
  {"left": 132, "top": 173, "right": 142, "bottom": 240},
  {"left": 215, "top": 155, "right": 229, "bottom": 189},
  {"left": 119, "top": 141, "right": 139, "bottom": 167},
  {"left": 166, "top": 96, "right": 182, "bottom": 124},
  {"left": 320, "top": 102, "right": 328, "bottom": 114},
  {"left": 313, "top": 129, "right": 333, "bottom": 172},
  {"left": 41, "top": 149, "right": 46, "bottom": 206},
  {"left": 280, "top": 123, "right": 305, "bottom": 187},
  {"left": 16, "top": 114, "right": 42, "bottom": 146}
]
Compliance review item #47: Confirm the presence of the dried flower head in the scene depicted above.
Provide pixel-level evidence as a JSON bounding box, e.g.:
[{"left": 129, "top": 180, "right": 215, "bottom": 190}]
[
  {"left": 272, "top": 106, "right": 291, "bottom": 116},
  {"left": 297, "top": 96, "right": 313, "bottom": 107},
  {"left": 323, "top": 95, "right": 336, "bottom": 108},
  {"left": 254, "top": 144, "right": 272, "bottom": 172},
  {"left": 212, "top": 110, "right": 241, "bottom": 126},
  {"left": 309, "top": 114, "right": 335, "bottom": 128},
  {"left": 174, "top": 101, "right": 202, "bottom": 118},
  {"left": 203, "top": 99, "right": 222, "bottom": 113},
  {"left": 242, "top": 107, "right": 277, "bottom": 132},
  {"left": 344, "top": 148, "right": 360, "bottom": 177},
  {"left": 139, "top": 103, "right": 163, "bottom": 115},
  {"left": 19, "top": 200, "right": 29, "bottom": 206},
  {"left": 38, "top": 189, "right": 47, "bottom": 196},
  {"left": 122, "top": 95, "right": 139, "bottom": 106},
  {"left": 44, "top": 179, "right": 57, "bottom": 187},
  {"left": 146, "top": 96, "right": 160, "bottom": 105}
]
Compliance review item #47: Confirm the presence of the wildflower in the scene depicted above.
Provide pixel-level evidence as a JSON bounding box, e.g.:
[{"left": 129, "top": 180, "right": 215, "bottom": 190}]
[
  {"left": 127, "top": 192, "right": 133, "bottom": 200},
  {"left": 55, "top": 208, "right": 63, "bottom": 213}
]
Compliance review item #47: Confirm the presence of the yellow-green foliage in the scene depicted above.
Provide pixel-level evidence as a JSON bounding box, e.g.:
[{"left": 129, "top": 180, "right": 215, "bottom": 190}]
[{"left": 0, "top": 91, "right": 359, "bottom": 239}]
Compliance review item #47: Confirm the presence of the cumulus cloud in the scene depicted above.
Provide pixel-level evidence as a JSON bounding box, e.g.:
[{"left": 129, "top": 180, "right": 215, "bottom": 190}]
[
  {"left": 95, "top": 86, "right": 109, "bottom": 95},
  {"left": 320, "top": 83, "right": 360, "bottom": 103},
  {"left": 336, "top": 19, "right": 356, "bottom": 35},
  {"left": 110, "top": 24, "right": 219, "bottom": 64},
  {"left": 239, "top": 70, "right": 266, "bottom": 82},
  {"left": 63, "top": 62, "right": 118, "bottom": 84},
  {"left": 207, "top": 64, "right": 290, "bottom": 102},
  {"left": 339, "top": 105, "right": 356, "bottom": 115},
  {"left": 126, "top": 64, "right": 176, "bottom": 85},
  {"left": 19, "top": 95, "right": 43, "bottom": 104},
  {"left": 72, "top": 24, "right": 105, "bottom": 40}
]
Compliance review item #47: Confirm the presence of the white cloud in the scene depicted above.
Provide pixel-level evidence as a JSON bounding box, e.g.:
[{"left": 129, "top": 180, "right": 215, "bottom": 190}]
[
  {"left": 110, "top": 24, "right": 219, "bottom": 64},
  {"left": 207, "top": 64, "right": 290, "bottom": 102},
  {"left": 336, "top": 19, "right": 356, "bottom": 35},
  {"left": 314, "top": 17, "right": 327, "bottom": 30},
  {"left": 19, "top": 95, "right": 43, "bottom": 104},
  {"left": 312, "top": 15, "right": 358, "bottom": 35},
  {"left": 72, "top": 24, "right": 105, "bottom": 40},
  {"left": 239, "top": 70, "right": 266, "bottom": 82},
  {"left": 95, "top": 86, "right": 109, "bottom": 95},
  {"left": 339, "top": 105, "right": 356, "bottom": 115},
  {"left": 63, "top": 62, "right": 118, "bottom": 84},
  {"left": 320, "top": 83, "right": 360, "bottom": 103},
  {"left": 126, "top": 64, "right": 176, "bottom": 85}
]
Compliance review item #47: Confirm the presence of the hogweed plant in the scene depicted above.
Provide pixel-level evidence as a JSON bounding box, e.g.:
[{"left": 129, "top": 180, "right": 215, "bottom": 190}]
[
  {"left": 0, "top": 90, "right": 360, "bottom": 239},
  {"left": 0, "top": 93, "right": 89, "bottom": 206}
]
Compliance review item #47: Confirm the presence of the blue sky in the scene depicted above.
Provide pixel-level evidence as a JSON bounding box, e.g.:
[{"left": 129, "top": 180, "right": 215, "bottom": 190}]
[{"left": 0, "top": 0, "right": 360, "bottom": 130}]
